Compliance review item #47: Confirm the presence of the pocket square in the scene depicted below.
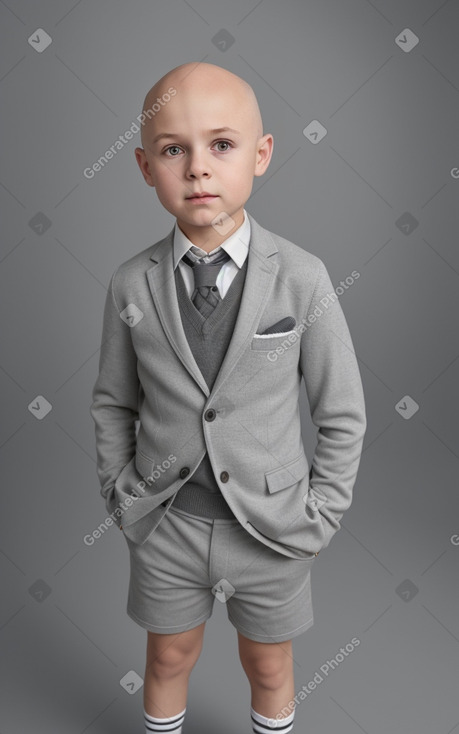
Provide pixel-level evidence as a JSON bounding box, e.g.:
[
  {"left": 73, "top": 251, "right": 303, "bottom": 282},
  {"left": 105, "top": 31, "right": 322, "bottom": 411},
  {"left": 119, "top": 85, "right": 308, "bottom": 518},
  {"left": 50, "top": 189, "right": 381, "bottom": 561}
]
[{"left": 259, "top": 316, "right": 296, "bottom": 335}]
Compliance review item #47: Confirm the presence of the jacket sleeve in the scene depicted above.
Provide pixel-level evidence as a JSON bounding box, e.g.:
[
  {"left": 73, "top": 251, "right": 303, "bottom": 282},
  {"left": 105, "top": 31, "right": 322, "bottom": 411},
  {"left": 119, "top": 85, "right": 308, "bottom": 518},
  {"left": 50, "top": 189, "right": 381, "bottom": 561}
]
[
  {"left": 299, "top": 259, "right": 366, "bottom": 551},
  {"left": 90, "top": 268, "right": 140, "bottom": 521}
]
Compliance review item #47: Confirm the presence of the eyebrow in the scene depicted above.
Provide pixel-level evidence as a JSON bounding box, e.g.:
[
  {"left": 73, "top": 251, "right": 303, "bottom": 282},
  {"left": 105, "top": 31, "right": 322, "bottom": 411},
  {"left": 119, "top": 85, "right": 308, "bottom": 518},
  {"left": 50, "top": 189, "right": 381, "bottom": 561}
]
[{"left": 151, "top": 127, "right": 241, "bottom": 145}]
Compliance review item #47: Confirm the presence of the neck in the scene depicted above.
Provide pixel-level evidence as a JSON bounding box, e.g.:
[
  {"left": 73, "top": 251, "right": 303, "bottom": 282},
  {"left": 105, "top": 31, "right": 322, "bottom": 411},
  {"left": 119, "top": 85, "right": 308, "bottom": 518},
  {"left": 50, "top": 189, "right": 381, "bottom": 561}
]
[{"left": 177, "top": 210, "right": 244, "bottom": 253}]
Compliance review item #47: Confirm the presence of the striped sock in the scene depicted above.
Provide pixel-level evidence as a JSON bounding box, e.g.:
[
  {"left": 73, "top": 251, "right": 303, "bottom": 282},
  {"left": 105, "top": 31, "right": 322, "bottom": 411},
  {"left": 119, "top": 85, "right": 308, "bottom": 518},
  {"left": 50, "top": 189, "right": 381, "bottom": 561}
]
[
  {"left": 144, "top": 706, "right": 186, "bottom": 733},
  {"left": 251, "top": 705, "right": 295, "bottom": 733}
]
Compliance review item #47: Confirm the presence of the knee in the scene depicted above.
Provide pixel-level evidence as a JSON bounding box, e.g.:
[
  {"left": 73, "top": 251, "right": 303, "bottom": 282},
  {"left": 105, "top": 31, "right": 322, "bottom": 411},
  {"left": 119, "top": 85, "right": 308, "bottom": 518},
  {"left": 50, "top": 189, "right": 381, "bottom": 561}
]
[
  {"left": 147, "top": 638, "right": 202, "bottom": 679},
  {"left": 241, "top": 655, "right": 288, "bottom": 690}
]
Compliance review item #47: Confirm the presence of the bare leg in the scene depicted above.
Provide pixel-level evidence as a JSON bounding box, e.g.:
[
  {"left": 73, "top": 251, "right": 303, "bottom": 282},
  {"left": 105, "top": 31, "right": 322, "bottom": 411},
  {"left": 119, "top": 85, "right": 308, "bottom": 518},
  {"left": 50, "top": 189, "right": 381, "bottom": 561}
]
[
  {"left": 238, "top": 632, "right": 295, "bottom": 720},
  {"left": 143, "top": 621, "right": 206, "bottom": 718}
]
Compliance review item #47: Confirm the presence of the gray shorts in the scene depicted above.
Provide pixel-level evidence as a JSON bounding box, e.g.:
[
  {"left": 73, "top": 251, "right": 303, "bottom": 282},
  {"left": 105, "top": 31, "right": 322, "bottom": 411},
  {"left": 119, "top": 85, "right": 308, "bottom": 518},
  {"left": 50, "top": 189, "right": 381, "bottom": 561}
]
[{"left": 124, "top": 504, "right": 316, "bottom": 643}]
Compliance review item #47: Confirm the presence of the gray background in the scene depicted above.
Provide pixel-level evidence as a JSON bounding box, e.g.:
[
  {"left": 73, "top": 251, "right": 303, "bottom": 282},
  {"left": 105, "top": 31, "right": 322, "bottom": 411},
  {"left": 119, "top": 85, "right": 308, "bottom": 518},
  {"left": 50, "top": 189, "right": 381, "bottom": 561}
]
[{"left": 1, "top": 0, "right": 458, "bottom": 732}]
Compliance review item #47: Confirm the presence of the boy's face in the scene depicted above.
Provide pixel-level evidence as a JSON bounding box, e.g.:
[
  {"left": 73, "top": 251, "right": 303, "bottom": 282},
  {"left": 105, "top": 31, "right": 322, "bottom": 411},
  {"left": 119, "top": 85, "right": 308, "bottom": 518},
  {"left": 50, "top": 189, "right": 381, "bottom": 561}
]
[{"left": 135, "top": 70, "right": 273, "bottom": 249}]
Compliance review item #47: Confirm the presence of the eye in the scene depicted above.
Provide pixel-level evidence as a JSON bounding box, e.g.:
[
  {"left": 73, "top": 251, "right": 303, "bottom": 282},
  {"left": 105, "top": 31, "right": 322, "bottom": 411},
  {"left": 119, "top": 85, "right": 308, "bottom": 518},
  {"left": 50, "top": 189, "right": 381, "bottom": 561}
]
[
  {"left": 164, "top": 145, "right": 182, "bottom": 157},
  {"left": 214, "top": 140, "right": 232, "bottom": 152}
]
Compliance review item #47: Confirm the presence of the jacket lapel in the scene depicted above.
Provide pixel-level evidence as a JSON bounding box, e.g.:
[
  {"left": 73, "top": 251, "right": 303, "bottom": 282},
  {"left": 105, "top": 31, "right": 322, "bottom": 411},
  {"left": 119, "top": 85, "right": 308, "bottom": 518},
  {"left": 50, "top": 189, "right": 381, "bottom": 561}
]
[{"left": 146, "top": 212, "right": 279, "bottom": 398}]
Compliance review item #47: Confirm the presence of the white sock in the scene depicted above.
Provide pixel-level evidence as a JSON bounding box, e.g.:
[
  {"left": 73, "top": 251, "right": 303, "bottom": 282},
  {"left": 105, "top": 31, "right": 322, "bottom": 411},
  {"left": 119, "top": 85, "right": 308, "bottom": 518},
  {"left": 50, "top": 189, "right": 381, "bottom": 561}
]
[
  {"left": 144, "top": 706, "right": 186, "bottom": 733},
  {"left": 251, "top": 705, "right": 295, "bottom": 733}
]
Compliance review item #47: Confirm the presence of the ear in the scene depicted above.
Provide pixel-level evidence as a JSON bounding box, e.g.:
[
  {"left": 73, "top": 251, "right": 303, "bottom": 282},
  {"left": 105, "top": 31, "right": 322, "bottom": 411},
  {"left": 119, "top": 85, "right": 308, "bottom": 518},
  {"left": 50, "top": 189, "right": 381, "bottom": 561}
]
[
  {"left": 134, "top": 147, "right": 155, "bottom": 187},
  {"left": 254, "top": 134, "right": 274, "bottom": 177}
]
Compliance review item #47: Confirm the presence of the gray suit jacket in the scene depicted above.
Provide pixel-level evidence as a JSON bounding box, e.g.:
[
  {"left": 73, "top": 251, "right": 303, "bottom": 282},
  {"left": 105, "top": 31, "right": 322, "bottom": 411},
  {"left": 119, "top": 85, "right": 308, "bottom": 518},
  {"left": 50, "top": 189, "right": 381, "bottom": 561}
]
[{"left": 90, "top": 212, "right": 366, "bottom": 559}]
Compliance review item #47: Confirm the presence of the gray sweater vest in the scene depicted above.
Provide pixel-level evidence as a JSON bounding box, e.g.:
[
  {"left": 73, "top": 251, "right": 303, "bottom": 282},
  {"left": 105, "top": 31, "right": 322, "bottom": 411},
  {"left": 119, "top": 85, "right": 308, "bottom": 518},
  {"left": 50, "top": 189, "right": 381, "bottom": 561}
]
[{"left": 170, "top": 255, "right": 249, "bottom": 518}]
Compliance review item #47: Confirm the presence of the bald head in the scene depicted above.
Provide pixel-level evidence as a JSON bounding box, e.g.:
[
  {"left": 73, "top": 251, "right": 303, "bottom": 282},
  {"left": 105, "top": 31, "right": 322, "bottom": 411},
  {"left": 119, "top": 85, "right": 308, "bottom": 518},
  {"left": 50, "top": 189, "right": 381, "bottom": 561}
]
[
  {"left": 139, "top": 62, "right": 263, "bottom": 149},
  {"left": 134, "top": 61, "right": 274, "bottom": 249}
]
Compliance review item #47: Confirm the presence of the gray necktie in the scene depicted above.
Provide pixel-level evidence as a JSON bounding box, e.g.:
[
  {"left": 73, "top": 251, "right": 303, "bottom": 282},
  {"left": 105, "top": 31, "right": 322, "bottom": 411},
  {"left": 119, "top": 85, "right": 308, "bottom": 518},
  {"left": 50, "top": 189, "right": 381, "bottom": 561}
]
[{"left": 183, "top": 248, "right": 231, "bottom": 318}]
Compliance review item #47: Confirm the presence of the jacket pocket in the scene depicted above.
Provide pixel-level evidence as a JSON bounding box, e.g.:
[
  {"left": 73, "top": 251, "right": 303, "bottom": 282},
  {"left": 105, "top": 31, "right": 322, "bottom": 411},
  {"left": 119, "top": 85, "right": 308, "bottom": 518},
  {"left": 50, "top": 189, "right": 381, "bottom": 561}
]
[
  {"left": 265, "top": 453, "right": 309, "bottom": 494},
  {"left": 135, "top": 447, "right": 155, "bottom": 478},
  {"left": 251, "top": 330, "right": 298, "bottom": 352}
]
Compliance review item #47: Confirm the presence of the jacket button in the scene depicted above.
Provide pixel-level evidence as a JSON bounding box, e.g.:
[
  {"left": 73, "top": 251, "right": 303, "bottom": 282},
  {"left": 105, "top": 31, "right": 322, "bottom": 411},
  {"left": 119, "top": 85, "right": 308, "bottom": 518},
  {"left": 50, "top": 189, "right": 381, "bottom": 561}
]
[
  {"left": 179, "top": 467, "right": 190, "bottom": 479},
  {"left": 205, "top": 408, "right": 216, "bottom": 421},
  {"left": 220, "top": 471, "right": 229, "bottom": 483}
]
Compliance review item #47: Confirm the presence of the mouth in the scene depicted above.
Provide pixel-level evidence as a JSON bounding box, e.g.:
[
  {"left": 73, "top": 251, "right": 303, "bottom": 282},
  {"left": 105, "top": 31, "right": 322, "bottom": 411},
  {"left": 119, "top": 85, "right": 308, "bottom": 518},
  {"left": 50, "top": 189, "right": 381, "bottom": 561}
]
[{"left": 186, "top": 192, "right": 219, "bottom": 202}]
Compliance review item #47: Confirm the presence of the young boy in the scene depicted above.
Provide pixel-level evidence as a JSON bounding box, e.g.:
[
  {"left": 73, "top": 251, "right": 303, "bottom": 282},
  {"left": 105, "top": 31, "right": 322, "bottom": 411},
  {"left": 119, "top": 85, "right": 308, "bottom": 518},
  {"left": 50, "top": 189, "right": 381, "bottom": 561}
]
[{"left": 90, "top": 61, "right": 366, "bottom": 734}]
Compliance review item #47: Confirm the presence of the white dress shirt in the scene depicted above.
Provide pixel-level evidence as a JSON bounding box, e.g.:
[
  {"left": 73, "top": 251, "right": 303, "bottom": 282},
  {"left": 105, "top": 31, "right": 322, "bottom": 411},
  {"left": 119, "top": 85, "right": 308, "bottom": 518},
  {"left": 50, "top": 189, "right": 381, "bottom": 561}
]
[{"left": 173, "top": 209, "right": 251, "bottom": 299}]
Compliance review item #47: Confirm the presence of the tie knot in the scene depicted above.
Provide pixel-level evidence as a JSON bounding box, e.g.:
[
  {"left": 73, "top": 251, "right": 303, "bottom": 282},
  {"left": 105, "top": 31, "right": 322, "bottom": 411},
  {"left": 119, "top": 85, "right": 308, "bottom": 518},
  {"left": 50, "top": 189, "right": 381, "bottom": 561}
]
[
  {"left": 185, "top": 247, "right": 230, "bottom": 265},
  {"left": 183, "top": 249, "right": 231, "bottom": 289}
]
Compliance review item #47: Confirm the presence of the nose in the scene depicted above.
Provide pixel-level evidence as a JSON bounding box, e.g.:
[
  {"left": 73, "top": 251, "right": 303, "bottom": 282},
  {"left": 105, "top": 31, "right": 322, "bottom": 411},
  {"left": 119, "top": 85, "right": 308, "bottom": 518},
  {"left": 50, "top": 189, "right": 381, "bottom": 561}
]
[{"left": 185, "top": 147, "right": 210, "bottom": 179}]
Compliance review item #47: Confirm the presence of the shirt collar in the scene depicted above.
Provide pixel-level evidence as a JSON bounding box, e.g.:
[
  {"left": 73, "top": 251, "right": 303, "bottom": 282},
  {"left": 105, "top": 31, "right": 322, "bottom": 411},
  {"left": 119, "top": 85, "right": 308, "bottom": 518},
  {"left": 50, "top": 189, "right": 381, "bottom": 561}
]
[{"left": 173, "top": 209, "right": 251, "bottom": 270}]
